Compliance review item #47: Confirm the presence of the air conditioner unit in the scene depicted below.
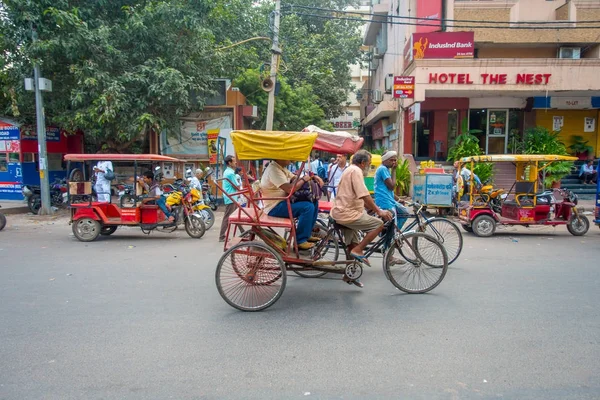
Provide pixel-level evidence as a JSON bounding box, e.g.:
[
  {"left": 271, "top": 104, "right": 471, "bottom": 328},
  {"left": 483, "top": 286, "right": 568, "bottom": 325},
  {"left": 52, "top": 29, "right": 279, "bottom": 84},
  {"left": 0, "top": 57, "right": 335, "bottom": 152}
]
[
  {"left": 373, "top": 47, "right": 384, "bottom": 59},
  {"left": 558, "top": 47, "right": 581, "bottom": 59},
  {"left": 384, "top": 74, "right": 393, "bottom": 94},
  {"left": 369, "top": 58, "right": 379, "bottom": 71},
  {"left": 372, "top": 89, "right": 383, "bottom": 104}
]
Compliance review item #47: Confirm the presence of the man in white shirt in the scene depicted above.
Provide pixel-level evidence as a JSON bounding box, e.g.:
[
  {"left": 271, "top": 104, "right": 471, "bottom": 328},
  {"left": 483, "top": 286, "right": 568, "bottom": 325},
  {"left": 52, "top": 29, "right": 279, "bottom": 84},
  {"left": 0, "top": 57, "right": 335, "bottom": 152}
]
[
  {"left": 93, "top": 160, "right": 113, "bottom": 203},
  {"left": 189, "top": 169, "right": 203, "bottom": 191},
  {"left": 327, "top": 154, "right": 348, "bottom": 201}
]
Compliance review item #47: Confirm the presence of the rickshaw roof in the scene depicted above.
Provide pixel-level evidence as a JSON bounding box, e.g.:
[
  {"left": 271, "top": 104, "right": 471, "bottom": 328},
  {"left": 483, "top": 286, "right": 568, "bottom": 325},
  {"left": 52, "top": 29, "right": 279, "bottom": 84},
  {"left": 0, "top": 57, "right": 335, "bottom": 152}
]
[
  {"left": 231, "top": 130, "right": 318, "bottom": 161},
  {"left": 302, "top": 125, "right": 364, "bottom": 154},
  {"left": 459, "top": 154, "right": 578, "bottom": 163},
  {"left": 64, "top": 154, "right": 183, "bottom": 162}
]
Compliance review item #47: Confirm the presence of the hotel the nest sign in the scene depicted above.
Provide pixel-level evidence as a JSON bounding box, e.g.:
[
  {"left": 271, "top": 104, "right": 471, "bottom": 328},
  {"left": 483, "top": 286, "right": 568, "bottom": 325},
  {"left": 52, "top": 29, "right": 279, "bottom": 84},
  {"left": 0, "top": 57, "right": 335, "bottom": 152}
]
[{"left": 428, "top": 73, "right": 552, "bottom": 85}]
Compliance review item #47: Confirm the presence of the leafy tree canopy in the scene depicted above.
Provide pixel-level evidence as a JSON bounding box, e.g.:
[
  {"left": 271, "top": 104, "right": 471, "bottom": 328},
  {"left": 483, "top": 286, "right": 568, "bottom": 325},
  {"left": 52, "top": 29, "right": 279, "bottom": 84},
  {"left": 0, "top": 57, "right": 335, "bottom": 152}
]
[{"left": 0, "top": 0, "right": 362, "bottom": 151}]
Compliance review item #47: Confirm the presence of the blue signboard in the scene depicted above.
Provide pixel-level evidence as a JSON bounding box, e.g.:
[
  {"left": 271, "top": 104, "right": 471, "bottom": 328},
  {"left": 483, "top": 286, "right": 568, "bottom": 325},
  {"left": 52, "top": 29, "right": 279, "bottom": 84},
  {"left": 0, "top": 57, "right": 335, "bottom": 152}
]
[
  {"left": 0, "top": 123, "right": 20, "bottom": 140},
  {"left": 0, "top": 162, "right": 24, "bottom": 200},
  {"left": 412, "top": 173, "right": 453, "bottom": 207}
]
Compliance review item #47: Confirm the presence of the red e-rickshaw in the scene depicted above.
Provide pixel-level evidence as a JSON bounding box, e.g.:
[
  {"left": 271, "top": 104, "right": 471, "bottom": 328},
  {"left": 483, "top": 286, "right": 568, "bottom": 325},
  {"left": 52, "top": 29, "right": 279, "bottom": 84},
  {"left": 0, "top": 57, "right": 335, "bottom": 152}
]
[
  {"left": 213, "top": 130, "right": 449, "bottom": 312},
  {"left": 65, "top": 154, "right": 205, "bottom": 242}
]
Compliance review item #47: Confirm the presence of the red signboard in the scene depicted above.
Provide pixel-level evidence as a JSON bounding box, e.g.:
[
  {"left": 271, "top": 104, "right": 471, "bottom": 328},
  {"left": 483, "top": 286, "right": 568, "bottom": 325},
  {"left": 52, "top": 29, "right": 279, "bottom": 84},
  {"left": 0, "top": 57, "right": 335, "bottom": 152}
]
[
  {"left": 416, "top": 0, "right": 443, "bottom": 33},
  {"left": 428, "top": 73, "right": 552, "bottom": 85},
  {"left": 412, "top": 31, "right": 474, "bottom": 60},
  {"left": 393, "top": 76, "right": 415, "bottom": 99},
  {"left": 372, "top": 120, "right": 385, "bottom": 140}
]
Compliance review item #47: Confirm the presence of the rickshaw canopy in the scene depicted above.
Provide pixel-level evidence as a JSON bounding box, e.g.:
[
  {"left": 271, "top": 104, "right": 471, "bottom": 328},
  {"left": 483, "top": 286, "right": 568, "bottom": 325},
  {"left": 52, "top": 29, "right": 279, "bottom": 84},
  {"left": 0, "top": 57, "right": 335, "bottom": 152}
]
[
  {"left": 64, "top": 154, "right": 183, "bottom": 162},
  {"left": 302, "top": 125, "right": 364, "bottom": 154},
  {"left": 459, "top": 154, "right": 578, "bottom": 163},
  {"left": 230, "top": 130, "right": 318, "bottom": 161}
]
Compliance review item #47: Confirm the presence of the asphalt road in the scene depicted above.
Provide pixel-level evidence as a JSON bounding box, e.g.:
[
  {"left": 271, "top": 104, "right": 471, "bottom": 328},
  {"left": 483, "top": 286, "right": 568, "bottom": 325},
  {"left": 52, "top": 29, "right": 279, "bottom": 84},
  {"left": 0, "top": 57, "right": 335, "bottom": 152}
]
[{"left": 0, "top": 213, "right": 599, "bottom": 399}]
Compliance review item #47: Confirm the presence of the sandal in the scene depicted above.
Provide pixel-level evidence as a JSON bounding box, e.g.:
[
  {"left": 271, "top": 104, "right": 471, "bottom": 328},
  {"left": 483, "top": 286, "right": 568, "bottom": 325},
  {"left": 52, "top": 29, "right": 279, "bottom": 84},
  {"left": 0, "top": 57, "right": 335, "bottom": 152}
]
[
  {"left": 350, "top": 253, "right": 371, "bottom": 267},
  {"left": 343, "top": 275, "right": 364, "bottom": 288}
]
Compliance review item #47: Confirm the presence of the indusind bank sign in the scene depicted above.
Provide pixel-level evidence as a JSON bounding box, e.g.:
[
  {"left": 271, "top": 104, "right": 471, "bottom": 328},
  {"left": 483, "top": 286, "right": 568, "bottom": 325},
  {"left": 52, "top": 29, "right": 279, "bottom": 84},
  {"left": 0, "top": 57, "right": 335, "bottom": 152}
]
[{"left": 412, "top": 31, "right": 474, "bottom": 59}]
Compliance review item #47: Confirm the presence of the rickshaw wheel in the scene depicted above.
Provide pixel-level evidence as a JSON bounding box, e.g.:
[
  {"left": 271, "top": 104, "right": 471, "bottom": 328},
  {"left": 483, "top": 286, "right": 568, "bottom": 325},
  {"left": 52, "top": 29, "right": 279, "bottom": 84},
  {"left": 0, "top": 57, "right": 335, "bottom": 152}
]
[
  {"left": 0, "top": 212, "right": 6, "bottom": 231},
  {"left": 216, "top": 241, "right": 286, "bottom": 311},
  {"left": 72, "top": 218, "right": 101, "bottom": 242},
  {"left": 567, "top": 215, "right": 589, "bottom": 236},
  {"left": 100, "top": 226, "right": 118, "bottom": 236},
  {"left": 294, "top": 224, "right": 335, "bottom": 278},
  {"left": 185, "top": 215, "right": 206, "bottom": 239},
  {"left": 472, "top": 215, "right": 496, "bottom": 237},
  {"left": 384, "top": 232, "right": 448, "bottom": 294}
]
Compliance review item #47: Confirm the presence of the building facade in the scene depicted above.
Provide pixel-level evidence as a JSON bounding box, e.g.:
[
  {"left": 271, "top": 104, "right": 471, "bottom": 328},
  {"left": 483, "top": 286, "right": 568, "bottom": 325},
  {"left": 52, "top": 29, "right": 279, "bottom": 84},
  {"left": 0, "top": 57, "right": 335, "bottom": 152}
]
[{"left": 360, "top": 0, "right": 600, "bottom": 160}]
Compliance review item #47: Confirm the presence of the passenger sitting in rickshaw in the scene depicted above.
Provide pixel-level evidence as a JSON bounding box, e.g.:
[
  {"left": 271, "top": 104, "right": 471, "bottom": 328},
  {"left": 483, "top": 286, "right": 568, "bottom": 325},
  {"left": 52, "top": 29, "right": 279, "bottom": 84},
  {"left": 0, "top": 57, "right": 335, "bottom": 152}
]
[
  {"left": 331, "top": 150, "right": 393, "bottom": 276},
  {"left": 137, "top": 171, "right": 174, "bottom": 222},
  {"left": 374, "top": 151, "right": 409, "bottom": 230},
  {"left": 260, "top": 159, "right": 323, "bottom": 250},
  {"left": 454, "top": 161, "right": 481, "bottom": 201}
]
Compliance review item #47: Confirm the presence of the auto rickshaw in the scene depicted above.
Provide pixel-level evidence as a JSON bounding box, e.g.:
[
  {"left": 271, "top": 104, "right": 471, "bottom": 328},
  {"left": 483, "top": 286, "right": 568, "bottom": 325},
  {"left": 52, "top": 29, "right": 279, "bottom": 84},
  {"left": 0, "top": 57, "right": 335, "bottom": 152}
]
[
  {"left": 458, "top": 154, "right": 589, "bottom": 237},
  {"left": 65, "top": 154, "right": 205, "bottom": 242}
]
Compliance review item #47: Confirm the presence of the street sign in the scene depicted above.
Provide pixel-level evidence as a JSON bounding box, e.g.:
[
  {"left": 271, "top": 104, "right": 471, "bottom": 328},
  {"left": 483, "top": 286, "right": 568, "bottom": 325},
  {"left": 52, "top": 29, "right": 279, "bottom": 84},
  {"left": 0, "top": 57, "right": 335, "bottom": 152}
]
[{"left": 393, "top": 76, "right": 415, "bottom": 99}]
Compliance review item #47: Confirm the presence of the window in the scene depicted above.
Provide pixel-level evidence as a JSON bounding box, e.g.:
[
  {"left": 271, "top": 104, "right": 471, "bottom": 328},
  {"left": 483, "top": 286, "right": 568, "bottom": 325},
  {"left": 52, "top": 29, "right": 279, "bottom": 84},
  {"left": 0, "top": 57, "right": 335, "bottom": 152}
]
[{"left": 375, "top": 24, "right": 388, "bottom": 54}]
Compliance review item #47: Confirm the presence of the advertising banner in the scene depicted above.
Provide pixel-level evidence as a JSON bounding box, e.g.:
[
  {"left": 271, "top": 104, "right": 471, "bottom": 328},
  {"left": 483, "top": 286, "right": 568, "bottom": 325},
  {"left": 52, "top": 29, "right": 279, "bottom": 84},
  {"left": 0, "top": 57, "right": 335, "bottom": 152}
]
[
  {"left": 207, "top": 129, "right": 219, "bottom": 164},
  {"left": 21, "top": 126, "right": 61, "bottom": 142},
  {"left": 393, "top": 76, "right": 415, "bottom": 99},
  {"left": 416, "top": 0, "right": 443, "bottom": 33},
  {"left": 161, "top": 116, "right": 231, "bottom": 159},
  {"left": 412, "top": 31, "right": 475, "bottom": 59},
  {"left": 0, "top": 121, "right": 19, "bottom": 140}
]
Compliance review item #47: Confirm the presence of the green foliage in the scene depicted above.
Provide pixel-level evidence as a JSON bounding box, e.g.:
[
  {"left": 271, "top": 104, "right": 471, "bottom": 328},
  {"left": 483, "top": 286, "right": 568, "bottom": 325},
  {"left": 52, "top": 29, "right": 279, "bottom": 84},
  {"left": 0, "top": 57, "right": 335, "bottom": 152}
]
[
  {"left": 568, "top": 135, "right": 594, "bottom": 155},
  {"left": 235, "top": 69, "right": 328, "bottom": 130},
  {"left": 447, "top": 133, "right": 493, "bottom": 183},
  {"left": 522, "top": 126, "right": 572, "bottom": 187},
  {"left": 395, "top": 159, "right": 411, "bottom": 196},
  {"left": 370, "top": 147, "right": 387, "bottom": 156},
  {"left": 0, "top": 0, "right": 361, "bottom": 151}
]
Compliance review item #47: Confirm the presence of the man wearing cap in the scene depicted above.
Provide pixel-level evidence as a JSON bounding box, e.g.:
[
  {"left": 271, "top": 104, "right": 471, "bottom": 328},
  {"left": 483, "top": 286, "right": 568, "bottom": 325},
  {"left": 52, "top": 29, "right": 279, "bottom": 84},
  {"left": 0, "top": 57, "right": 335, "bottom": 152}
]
[{"left": 375, "top": 151, "right": 409, "bottom": 230}]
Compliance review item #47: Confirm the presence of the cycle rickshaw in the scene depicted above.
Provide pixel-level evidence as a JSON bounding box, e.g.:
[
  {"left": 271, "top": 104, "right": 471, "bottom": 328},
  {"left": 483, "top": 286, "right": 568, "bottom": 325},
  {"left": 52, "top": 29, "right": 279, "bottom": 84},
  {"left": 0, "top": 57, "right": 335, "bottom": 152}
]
[{"left": 214, "top": 130, "right": 449, "bottom": 311}]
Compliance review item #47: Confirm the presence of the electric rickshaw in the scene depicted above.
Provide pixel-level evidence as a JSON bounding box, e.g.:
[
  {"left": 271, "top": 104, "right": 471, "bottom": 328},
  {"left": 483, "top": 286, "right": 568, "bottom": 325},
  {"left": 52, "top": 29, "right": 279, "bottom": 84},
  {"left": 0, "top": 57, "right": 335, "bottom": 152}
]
[
  {"left": 65, "top": 154, "right": 206, "bottom": 242},
  {"left": 214, "top": 130, "right": 449, "bottom": 312},
  {"left": 457, "top": 154, "right": 589, "bottom": 237}
]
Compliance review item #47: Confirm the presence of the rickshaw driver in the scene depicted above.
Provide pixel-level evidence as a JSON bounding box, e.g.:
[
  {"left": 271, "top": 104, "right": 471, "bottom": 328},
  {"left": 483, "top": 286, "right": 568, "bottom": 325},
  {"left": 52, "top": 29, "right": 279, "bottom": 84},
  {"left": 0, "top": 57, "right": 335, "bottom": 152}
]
[
  {"left": 331, "top": 150, "right": 393, "bottom": 284},
  {"left": 137, "top": 171, "right": 174, "bottom": 222}
]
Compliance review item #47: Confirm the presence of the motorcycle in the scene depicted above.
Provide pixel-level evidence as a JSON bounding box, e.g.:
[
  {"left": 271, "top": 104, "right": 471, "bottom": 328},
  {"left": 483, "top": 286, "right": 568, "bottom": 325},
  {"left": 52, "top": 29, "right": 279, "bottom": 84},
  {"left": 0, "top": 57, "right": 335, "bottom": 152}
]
[
  {"left": 200, "top": 168, "right": 218, "bottom": 211},
  {"left": 0, "top": 205, "right": 6, "bottom": 231},
  {"left": 22, "top": 179, "right": 68, "bottom": 214},
  {"left": 163, "top": 185, "right": 206, "bottom": 237}
]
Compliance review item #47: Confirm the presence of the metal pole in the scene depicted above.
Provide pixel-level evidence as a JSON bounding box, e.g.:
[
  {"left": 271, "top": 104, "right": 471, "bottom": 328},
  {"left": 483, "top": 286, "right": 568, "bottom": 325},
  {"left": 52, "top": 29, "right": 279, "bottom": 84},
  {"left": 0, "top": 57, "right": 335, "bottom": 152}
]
[
  {"left": 32, "top": 28, "right": 52, "bottom": 215},
  {"left": 265, "top": 0, "right": 281, "bottom": 131}
]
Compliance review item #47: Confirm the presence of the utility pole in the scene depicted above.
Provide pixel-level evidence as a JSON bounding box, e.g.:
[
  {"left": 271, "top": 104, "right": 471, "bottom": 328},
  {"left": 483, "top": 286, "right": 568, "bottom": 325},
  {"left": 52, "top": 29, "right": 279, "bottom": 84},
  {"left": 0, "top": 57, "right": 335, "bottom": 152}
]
[
  {"left": 32, "top": 27, "right": 52, "bottom": 215},
  {"left": 265, "top": 0, "right": 281, "bottom": 131}
]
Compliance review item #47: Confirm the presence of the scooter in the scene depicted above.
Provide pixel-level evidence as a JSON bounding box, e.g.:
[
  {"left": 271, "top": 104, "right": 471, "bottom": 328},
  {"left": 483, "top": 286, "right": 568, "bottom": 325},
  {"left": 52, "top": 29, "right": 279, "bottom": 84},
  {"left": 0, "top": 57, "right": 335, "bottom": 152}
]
[
  {"left": 0, "top": 205, "right": 6, "bottom": 231},
  {"left": 22, "top": 179, "right": 68, "bottom": 214}
]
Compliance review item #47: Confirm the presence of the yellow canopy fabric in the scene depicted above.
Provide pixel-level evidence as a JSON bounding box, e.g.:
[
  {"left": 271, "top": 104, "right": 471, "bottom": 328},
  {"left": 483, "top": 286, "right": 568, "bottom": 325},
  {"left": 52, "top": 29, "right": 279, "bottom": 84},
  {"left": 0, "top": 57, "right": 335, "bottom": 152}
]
[
  {"left": 231, "top": 130, "right": 318, "bottom": 161},
  {"left": 460, "top": 154, "right": 578, "bottom": 163}
]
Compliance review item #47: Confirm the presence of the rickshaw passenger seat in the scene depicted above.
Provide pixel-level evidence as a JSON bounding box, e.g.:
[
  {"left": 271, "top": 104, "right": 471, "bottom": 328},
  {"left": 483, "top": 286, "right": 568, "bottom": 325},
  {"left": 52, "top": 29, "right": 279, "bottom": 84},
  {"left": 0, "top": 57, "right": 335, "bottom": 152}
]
[{"left": 228, "top": 207, "right": 292, "bottom": 228}]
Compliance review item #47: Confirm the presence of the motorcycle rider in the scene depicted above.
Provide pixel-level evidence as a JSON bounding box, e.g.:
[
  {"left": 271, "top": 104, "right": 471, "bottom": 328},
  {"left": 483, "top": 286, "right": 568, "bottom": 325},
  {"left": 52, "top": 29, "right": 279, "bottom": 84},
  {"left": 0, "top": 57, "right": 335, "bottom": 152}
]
[{"left": 93, "top": 159, "right": 114, "bottom": 203}]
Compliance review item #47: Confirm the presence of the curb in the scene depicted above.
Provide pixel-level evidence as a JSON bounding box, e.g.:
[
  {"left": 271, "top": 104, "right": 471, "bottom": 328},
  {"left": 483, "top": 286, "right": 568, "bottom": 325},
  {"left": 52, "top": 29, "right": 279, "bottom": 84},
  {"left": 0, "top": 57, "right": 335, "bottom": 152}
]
[{"left": 1, "top": 206, "right": 31, "bottom": 215}]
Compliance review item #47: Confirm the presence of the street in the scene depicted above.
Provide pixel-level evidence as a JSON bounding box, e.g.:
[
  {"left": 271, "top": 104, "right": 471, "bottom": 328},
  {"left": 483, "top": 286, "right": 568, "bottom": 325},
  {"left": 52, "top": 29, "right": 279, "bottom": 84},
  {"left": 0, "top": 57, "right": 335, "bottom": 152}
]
[{"left": 0, "top": 213, "right": 599, "bottom": 399}]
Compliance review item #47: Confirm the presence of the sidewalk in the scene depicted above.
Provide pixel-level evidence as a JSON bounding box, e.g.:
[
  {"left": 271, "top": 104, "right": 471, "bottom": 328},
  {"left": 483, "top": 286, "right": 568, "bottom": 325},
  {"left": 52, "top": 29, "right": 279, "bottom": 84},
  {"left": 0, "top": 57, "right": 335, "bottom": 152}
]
[{"left": 0, "top": 200, "right": 30, "bottom": 215}]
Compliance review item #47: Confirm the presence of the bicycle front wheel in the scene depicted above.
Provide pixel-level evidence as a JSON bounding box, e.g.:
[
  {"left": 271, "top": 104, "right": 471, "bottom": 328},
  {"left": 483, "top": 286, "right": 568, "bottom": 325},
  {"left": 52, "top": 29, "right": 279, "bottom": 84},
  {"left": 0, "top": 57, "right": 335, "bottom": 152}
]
[
  {"left": 421, "top": 218, "right": 463, "bottom": 265},
  {"left": 383, "top": 232, "right": 448, "bottom": 294}
]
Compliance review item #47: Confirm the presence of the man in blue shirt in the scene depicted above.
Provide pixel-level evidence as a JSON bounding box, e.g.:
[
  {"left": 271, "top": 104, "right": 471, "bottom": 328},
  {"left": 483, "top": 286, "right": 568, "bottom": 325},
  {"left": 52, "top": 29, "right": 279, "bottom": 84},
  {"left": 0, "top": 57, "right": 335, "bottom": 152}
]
[
  {"left": 219, "top": 155, "right": 238, "bottom": 242},
  {"left": 374, "top": 151, "right": 409, "bottom": 230}
]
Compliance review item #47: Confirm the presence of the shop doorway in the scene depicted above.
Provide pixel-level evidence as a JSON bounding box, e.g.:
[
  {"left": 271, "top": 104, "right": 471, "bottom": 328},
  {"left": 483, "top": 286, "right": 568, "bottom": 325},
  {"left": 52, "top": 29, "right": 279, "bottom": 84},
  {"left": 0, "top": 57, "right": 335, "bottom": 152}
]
[
  {"left": 486, "top": 109, "right": 508, "bottom": 154},
  {"left": 413, "top": 111, "right": 433, "bottom": 159}
]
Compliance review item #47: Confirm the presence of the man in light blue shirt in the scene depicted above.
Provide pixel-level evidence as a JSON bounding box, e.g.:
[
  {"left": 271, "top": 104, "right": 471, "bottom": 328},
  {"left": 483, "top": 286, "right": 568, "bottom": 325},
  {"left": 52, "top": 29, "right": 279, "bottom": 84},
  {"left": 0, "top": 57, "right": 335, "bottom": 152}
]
[
  {"left": 374, "top": 151, "right": 408, "bottom": 230},
  {"left": 219, "top": 155, "right": 238, "bottom": 242}
]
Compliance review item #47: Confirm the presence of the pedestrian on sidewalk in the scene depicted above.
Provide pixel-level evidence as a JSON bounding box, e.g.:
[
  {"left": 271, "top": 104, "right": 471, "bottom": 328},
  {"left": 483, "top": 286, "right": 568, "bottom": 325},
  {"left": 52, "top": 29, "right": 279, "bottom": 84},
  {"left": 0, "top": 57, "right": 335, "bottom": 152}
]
[
  {"left": 579, "top": 159, "right": 597, "bottom": 184},
  {"left": 219, "top": 155, "right": 238, "bottom": 242}
]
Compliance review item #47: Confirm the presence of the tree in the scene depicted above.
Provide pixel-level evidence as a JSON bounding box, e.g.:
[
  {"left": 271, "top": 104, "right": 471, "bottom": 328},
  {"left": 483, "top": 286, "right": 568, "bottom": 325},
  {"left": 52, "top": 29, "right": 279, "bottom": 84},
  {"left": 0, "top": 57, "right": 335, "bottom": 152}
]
[{"left": 0, "top": 0, "right": 247, "bottom": 152}]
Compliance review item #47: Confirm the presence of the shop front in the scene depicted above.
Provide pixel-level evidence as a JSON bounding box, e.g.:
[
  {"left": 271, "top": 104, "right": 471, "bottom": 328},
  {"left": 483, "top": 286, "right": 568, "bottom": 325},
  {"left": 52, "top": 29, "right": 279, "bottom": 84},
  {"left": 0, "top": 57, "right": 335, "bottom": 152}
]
[
  {"left": 402, "top": 57, "right": 600, "bottom": 159},
  {"left": 0, "top": 118, "right": 84, "bottom": 200}
]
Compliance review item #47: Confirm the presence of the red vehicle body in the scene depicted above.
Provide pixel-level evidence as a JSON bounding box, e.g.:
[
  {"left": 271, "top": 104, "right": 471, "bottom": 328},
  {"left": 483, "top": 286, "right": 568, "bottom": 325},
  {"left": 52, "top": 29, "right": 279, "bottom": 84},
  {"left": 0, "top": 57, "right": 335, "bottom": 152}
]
[{"left": 65, "top": 154, "right": 205, "bottom": 241}]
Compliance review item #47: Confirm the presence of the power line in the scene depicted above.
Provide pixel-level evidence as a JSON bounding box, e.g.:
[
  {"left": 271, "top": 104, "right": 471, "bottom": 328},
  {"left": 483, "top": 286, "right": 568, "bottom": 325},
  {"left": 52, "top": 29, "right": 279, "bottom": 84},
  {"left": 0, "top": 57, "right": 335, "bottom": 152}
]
[
  {"left": 285, "top": 4, "right": 600, "bottom": 26},
  {"left": 284, "top": 10, "right": 600, "bottom": 30}
]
